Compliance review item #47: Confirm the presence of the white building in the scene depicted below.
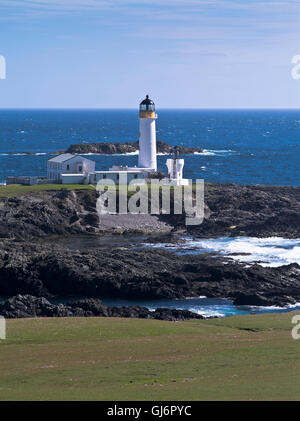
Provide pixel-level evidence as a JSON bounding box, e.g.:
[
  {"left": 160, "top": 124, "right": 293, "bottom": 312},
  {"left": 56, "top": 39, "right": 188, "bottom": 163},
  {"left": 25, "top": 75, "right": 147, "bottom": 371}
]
[
  {"left": 47, "top": 153, "right": 95, "bottom": 183},
  {"left": 90, "top": 170, "right": 145, "bottom": 185},
  {"left": 164, "top": 148, "right": 189, "bottom": 186}
]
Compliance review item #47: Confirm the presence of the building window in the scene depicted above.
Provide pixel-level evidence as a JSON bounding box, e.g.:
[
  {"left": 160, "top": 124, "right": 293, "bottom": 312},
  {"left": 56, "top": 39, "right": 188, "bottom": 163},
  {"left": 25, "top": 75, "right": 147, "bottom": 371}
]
[
  {"left": 67, "top": 165, "right": 70, "bottom": 171},
  {"left": 79, "top": 166, "right": 83, "bottom": 172},
  {"left": 117, "top": 174, "right": 119, "bottom": 180},
  {"left": 134, "top": 174, "right": 138, "bottom": 179},
  {"left": 103, "top": 174, "right": 106, "bottom": 179}
]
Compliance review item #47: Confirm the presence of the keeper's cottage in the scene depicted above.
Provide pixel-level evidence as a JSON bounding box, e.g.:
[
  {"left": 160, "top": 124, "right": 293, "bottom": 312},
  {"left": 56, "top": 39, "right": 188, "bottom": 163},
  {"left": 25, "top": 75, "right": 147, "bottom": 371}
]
[{"left": 47, "top": 153, "right": 95, "bottom": 184}]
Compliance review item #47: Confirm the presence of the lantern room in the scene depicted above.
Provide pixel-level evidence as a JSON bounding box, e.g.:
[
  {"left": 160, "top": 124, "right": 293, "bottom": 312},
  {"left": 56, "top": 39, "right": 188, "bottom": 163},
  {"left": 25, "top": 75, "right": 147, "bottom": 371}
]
[{"left": 139, "top": 95, "right": 156, "bottom": 118}]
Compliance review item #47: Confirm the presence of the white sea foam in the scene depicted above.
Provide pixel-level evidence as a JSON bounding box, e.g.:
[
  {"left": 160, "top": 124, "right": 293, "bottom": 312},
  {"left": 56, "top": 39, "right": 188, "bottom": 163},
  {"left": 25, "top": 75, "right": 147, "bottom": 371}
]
[
  {"left": 193, "top": 309, "right": 225, "bottom": 318},
  {"left": 193, "top": 237, "right": 300, "bottom": 267},
  {"left": 194, "top": 151, "right": 215, "bottom": 156},
  {"left": 144, "top": 236, "right": 300, "bottom": 267},
  {"left": 146, "top": 302, "right": 227, "bottom": 318},
  {"left": 124, "top": 150, "right": 139, "bottom": 155},
  {"left": 193, "top": 149, "right": 235, "bottom": 156}
]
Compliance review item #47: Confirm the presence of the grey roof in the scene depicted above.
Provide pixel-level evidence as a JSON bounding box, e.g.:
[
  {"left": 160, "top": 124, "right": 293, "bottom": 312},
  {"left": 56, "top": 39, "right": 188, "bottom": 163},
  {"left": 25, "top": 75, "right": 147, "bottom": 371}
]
[
  {"left": 48, "top": 153, "right": 75, "bottom": 163},
  {"left": 48, "top": 153, "right": 95, "bottom": 164}
]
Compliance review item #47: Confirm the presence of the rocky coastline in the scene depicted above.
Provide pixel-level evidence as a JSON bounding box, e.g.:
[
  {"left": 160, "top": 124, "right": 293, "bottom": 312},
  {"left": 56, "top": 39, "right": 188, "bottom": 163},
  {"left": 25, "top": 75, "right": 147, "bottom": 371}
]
[
  {"left": 1, "top": 183, "right": 300, "bottom": 239},
  {"left": 0, "top": 294, "right": 204, "bottom": 321},
  {"left": 0, "top": 239, "right": 298, "bottom": 307},
  {"left": 1, "top": 182, "right": 300, "bottom": 318}
]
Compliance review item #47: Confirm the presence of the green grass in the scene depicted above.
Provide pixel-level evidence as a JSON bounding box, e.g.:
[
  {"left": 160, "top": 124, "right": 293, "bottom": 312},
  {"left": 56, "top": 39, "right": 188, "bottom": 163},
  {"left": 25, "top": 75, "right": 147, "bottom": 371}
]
[
  {"left": 0, "top": 184, "right": 95, "bottom": 198},
  {"left": 0, "top": 183, "right": 171, "bottom": 198},
  {"left": 0, "top": 182, "right": 207, "bottom": 200},
  {"left": 0, "top": 312, "right": 300, "bottom": 401}
]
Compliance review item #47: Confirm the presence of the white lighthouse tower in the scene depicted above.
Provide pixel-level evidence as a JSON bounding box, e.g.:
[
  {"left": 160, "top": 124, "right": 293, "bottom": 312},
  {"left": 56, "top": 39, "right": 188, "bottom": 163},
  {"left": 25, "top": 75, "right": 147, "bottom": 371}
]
[{"left": 138, "top": 95, "right": 157, "bottom": 171}]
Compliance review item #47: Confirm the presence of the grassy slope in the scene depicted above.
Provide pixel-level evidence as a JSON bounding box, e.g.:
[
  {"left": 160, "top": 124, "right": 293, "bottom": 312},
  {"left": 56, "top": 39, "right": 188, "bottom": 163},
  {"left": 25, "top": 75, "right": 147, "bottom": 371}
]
[
  {"left": 0, "top": 182, "right": 209, "bottom": 198},
  {"left": 0, "top": 312, "right": 299, "bottom": 401},
  {"left": 0, "top": 184, "right": 95, "bottom": 198}
]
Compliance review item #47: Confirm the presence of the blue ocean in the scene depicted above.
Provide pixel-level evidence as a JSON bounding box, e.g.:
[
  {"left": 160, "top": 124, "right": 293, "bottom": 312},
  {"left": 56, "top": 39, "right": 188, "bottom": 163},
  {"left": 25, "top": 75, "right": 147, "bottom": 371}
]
[
  {"left": 0, "top": 109, "right": 300, "bottom": 185},
  {"left": 1, "top": 108, "right": 300, "bottom": 317}
]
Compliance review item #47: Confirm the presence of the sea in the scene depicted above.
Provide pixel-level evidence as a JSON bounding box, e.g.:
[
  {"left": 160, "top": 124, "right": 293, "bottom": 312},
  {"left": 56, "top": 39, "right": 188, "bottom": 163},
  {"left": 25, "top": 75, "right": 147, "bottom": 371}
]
[{"left": 1, "top": 108, "right": 300, "bottom": 317}]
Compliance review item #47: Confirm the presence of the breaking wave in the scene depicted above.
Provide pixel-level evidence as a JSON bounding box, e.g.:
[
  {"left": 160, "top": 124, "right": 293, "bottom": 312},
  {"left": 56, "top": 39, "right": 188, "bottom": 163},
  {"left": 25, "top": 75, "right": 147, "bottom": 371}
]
[
  {"left": 102, "top": 296, "right": 300, "bottom": 318},
  {"left": 194, "top": 149, "right": 235, "bottom": 156},
  {"left": 143, "top": 236, "right": 300, "bottom": 267}
]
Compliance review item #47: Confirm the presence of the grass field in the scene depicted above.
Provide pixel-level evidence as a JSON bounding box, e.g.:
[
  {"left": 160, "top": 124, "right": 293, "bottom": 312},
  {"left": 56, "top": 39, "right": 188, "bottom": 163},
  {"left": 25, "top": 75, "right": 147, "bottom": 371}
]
[
  {"left": 0, "top": 313, "right": 300, "bottom": 401},
  {"left": 0, "top": 184, "right": 95, "bottom": 198},
  {"left": 0, "top": 182, "right": 209, "bottom": 198}
]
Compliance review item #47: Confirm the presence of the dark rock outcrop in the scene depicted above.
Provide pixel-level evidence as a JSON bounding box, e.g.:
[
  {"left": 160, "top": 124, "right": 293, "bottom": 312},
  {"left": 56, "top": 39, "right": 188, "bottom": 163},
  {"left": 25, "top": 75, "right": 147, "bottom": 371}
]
[
  {"left": 0, "top": 189, "right": 100, "bottom": 239},
  {"left": 0, "top": 295, "right": 204, "bottom": 321},
  {"left": 3, "top": 183, "right": 300, "bottom": 240},
  {"left": 0, "top": 241, "right": 300, "bottom": 307},
  {"left": 2, "top": 182, "right": 300, "bottom": 308},
  {"left": 233, "top": 292, "right": 297, "bottom": 307},
  {"left": 189, "top": 183, "right": 300, "bottom": 239},
  {"left": 65, "top": 140, "right": 204, "bottom": 155}
]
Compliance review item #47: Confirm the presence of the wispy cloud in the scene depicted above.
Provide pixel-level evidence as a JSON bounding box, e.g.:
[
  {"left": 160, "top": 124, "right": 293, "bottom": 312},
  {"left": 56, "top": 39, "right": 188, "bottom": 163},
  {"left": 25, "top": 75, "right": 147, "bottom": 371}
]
[{"left": 1, "top": 0, "right": 300, "bottom": 17}]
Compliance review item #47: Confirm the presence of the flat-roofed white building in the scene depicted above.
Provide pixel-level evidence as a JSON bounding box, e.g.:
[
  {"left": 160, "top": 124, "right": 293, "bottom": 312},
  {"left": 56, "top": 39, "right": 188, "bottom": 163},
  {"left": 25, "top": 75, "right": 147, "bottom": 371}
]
[
  {"left": 90, "top": 170, "right": 145, "bottom": 185},
  {"left": 47, "top": 153, "right": 95, "bottom": 182}
]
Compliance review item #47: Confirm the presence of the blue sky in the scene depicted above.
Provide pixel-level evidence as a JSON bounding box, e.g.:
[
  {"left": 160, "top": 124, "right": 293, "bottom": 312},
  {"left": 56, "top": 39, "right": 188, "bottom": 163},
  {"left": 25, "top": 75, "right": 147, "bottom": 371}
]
[{"left": 0, "top": 0, "right": 299, "bottom": 108}]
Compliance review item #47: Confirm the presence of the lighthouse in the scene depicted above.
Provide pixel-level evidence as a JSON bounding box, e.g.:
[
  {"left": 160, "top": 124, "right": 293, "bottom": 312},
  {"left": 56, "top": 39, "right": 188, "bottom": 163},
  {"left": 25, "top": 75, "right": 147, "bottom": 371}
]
[
  {"left": 138, "top": 95, "right": 157, "bottom": 171},
  {"left": 104, "top": 94, "right": 188, "bottom": 185}
]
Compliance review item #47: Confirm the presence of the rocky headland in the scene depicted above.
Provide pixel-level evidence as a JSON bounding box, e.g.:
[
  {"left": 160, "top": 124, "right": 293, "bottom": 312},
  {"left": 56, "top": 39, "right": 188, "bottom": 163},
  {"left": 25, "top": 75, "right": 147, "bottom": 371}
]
[
  {"left": 0, "top": 236, "right": 299, "bottom": 308},
  {"left": 1, "top": 183, "right": 300, "bottom": 239},
  {"left": 1, "top": 182, "right": 300, "bottom": 317}
]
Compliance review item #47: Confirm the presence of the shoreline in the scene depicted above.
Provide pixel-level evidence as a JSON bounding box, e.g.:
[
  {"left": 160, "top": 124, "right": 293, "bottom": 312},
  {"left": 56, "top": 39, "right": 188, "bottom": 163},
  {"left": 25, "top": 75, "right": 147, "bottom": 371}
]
[
  {"left": 1, "top": 181, "right": 300, "bottom": 318},
  {"left": 1, "top": 294, "right": 299, "bottom": 320}
]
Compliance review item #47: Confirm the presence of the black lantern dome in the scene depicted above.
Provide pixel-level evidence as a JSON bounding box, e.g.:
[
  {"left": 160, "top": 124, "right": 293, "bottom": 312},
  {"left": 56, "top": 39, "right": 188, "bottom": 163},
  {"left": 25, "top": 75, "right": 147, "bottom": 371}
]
[{"left": 140, "top": 95, "right": 155, "bottom": 112}]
